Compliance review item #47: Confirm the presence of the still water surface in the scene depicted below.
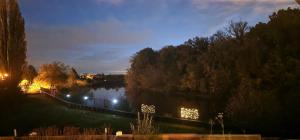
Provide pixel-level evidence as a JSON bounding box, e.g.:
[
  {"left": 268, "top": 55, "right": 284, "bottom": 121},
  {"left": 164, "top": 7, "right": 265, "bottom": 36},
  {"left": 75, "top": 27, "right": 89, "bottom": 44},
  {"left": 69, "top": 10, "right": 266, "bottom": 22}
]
[{"left": 69, "top": 87, "right": 209, "bottom": 120}]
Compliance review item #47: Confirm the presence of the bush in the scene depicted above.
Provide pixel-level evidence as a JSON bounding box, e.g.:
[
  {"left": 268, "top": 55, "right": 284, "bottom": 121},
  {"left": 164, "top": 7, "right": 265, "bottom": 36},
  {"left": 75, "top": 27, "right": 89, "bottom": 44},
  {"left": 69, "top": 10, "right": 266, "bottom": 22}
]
[{"left": 130, "top": 112, "right": 158, "bottom": 135}]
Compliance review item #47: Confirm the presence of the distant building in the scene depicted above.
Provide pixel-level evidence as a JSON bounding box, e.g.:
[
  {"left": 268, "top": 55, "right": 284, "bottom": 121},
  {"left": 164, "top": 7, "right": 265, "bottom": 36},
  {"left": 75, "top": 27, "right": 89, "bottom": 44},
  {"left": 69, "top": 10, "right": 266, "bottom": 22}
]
[{"left": 80, "top": 73, "right": 104, "bottom": 80}]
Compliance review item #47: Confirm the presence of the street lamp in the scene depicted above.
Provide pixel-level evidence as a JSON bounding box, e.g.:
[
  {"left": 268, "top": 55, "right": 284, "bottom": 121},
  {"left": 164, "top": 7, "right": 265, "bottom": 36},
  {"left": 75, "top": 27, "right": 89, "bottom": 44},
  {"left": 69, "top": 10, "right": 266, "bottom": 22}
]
[
  {"left": 66, "top": 94, "right": 71, "bottom": 98},
  {"left": 112, "top": 99, "right": 118, "bottom": 104},
  {"left": 83, "top": 96, "right": 89, "bottom": 100}
]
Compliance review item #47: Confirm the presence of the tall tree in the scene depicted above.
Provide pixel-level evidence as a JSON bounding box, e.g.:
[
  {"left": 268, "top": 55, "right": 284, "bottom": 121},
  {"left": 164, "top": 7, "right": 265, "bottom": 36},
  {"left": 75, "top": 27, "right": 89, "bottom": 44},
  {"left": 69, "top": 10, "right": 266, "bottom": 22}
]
[
  {"left": 226, "top": 21, "right": 250, "bottom": 44},
  {"left": 67, "top": 67, "right": 80, "bottom": 87},
  {"left": 22, "top": 64, "right": 37, "bottom": 83},
  {"left": 0, "top": 0, "right": 26, "bottom": 86}
]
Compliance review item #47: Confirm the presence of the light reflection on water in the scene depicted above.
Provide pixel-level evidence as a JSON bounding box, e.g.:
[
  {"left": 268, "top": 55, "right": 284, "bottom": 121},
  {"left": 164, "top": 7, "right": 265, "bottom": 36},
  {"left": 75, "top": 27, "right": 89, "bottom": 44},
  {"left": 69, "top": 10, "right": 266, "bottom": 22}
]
[
  {"left": 92, "top": 88, "right": 125, "bottom": 100},
  {"left": 86, "top": 88, "right": 130, "bottom": 111}
]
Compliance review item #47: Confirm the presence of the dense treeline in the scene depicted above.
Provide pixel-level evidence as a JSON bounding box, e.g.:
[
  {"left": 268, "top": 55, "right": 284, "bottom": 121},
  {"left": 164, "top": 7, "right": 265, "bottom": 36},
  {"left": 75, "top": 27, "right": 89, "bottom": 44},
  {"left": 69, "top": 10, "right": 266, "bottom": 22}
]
[
  {"left": 88, "top": 75, "right": 125, "bottom": 89},
  {"left": 126, "top": 8, "right": 300, "bottom": 135}
]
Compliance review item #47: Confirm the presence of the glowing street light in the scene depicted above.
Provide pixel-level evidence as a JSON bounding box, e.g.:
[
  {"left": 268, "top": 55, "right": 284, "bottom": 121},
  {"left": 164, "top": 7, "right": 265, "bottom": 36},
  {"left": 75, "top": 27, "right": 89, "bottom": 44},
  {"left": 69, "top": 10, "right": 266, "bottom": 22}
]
[
  {"left": 83, "top": 96, "right": 89, "bottom": 100},
  {"left": 66, "top": 94, "right": 71, "bottom": 98},
  {"left": 112, "top": 99, "right": 118, "bottom": 104}
]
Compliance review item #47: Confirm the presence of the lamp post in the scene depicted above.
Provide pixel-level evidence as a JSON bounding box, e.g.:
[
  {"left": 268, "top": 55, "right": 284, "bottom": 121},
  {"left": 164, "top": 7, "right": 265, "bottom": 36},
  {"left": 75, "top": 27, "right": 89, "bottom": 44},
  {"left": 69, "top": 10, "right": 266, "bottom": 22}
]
[
  {"left": 112, "top": 99, "right": 118, "bottom": 104},
  {"left": 83, "top": 96, "right": 89, "bottom": 106},
  {"left": 66, "top": 94, "right": 71, "bottom": 98}
]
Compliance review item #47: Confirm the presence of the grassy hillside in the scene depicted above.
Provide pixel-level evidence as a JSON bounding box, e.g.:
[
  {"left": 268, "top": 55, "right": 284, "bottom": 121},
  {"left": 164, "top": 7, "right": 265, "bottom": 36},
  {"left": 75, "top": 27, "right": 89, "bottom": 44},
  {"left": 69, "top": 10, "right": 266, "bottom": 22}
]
[{"left": 0, "top": 94, "right": 205, "bottom": 136}]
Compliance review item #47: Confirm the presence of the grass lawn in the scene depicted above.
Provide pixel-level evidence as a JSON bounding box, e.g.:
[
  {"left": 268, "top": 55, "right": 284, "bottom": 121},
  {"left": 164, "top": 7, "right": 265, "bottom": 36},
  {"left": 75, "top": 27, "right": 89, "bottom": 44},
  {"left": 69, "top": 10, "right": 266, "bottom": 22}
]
[{"left": 0, "top": 94, "right": 206, "bottom": 136}]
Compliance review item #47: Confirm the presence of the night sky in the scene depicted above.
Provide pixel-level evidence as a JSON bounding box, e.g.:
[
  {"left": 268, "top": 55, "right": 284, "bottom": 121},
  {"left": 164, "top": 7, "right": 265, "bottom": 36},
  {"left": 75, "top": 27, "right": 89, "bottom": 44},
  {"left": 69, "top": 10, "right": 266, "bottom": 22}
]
[{"left": 19, "top": 0, "right": 298, "bottom": 74}]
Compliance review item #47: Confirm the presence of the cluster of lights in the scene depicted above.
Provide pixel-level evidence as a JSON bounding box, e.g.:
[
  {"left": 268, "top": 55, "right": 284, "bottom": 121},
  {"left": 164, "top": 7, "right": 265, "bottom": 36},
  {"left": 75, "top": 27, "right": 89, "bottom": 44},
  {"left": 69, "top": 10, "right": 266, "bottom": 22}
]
[
  {"left": 19, "top": 79, "right": 51, "bottom": 94},
  {"left": 180, "top": 107, "right": 199, "bottom": 120},
  {"left": 0, "top": 73, "right": 9, "bottom": 80},
  {"left": 141, "top": 104, "right": 155, "bottom": 114}
]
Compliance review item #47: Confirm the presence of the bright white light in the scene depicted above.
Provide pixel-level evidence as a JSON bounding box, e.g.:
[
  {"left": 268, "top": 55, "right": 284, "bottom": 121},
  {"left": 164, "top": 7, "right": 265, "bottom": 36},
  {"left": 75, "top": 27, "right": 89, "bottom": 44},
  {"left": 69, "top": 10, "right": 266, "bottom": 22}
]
[
  {"left": 83, "top": 96, "right": 89, "bottom": 100},
  {"left": 66, "top": 94, "right": 71, "bottom": 98},
  {"left": 112, "top": 99, "right": 118, "bottom": 104}
]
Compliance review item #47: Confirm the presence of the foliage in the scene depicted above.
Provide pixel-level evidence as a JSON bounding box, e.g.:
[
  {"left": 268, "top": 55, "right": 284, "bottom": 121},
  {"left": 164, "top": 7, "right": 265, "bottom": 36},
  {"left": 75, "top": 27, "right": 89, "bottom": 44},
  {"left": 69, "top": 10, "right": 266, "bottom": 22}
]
[
  {"left": 0, "top": 0, "right": 27, "bottom": 87},
  {"left": 33, "top": 62, "right": 84, "bottom": 89},
  {"left": 34, "top": 62, "right": 69, "bottom": 88},
  {"left": 22, "top": 64, "right": 37, "bottom": 83},
  {"left": 67, "top": 67, "right": 81, "bottom": 87},
  {"left": 126, "top": 8, "right": 300, "bottom": 134},
  {"left": 130, "top": 112, "right": 158, "bottom": 135}
]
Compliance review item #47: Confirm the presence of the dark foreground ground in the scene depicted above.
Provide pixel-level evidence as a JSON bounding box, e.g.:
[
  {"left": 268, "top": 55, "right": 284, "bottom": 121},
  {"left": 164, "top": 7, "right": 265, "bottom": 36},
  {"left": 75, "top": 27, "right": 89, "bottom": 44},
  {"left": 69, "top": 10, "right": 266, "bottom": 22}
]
[
  {"left": 0, "top": 134, "right": 262, "bottom": 140},
  {"left": 0, "top": 94, "right": 206, "bottom": 136}
]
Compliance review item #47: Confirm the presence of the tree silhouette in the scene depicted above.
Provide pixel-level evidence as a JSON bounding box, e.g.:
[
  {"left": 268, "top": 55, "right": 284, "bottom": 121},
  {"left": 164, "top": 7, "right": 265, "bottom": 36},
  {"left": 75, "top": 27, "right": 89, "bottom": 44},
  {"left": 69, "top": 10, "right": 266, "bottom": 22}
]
[
  {"left": 35, "top": 62, "right": 69, "bottom": 89},
  {"left": 0, "top": 0, "right": 26, "bottom": 87},
  {"left": 22, "top": 64, "right": 37, "bottom": 83},
  {"left": 126, "top": 8, "right": 300, "bottom": 135}
]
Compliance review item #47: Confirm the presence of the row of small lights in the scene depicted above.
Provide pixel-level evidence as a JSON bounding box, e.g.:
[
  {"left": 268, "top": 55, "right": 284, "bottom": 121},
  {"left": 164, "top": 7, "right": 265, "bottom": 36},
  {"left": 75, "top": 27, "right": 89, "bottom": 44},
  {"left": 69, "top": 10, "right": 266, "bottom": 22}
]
[{"left": 65, "top": 94, "right": 118, "bottom": 104}]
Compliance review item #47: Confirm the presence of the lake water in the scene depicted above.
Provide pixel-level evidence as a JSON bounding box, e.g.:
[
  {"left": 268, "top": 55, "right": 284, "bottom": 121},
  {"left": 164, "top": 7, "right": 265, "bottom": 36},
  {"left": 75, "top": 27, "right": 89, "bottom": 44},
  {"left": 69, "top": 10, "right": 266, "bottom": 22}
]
[{"left": 68, "top": 87, "right": 210, "bottom": 121}]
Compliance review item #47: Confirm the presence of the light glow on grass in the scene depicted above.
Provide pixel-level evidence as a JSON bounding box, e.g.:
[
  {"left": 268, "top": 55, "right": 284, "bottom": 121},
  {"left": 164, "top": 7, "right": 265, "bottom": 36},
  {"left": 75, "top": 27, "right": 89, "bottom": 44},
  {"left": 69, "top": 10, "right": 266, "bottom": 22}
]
[{"left": 19, "top": 79, "right": 51, "bottom": 94}]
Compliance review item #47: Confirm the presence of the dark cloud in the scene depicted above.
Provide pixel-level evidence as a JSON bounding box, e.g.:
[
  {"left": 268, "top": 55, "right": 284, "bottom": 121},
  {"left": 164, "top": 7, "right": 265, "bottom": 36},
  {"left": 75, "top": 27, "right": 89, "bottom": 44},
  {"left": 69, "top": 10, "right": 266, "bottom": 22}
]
[
  {"left": 27, "top": 19, "right": 151, "bottom": 50},
  {"left": 26, "top": 19, "right": 151, "bottom": 73}
]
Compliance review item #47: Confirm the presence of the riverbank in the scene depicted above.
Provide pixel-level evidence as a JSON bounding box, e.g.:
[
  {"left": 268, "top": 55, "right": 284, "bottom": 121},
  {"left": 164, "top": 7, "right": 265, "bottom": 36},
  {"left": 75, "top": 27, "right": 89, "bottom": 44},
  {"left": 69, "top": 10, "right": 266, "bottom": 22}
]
[{"left": 0, "top": 94, "right": 205, "bottom": 136}]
